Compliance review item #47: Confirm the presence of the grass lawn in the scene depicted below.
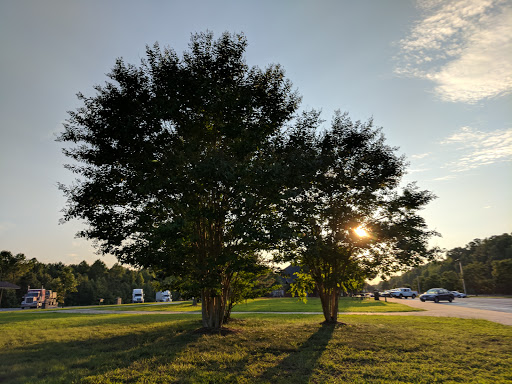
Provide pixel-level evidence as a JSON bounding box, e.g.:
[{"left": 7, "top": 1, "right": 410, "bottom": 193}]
[
  {"left": 1, "top": 310, "right": 511, "bottom": 383},
  {"left": 231, "top": 297, "right": 423, "bottom": 313},
  {"left": 80, "top": 301, "right": 203, "bottom": 312},
  {"left": 75, "top": 297, "right": 423, "bottom": 313}
]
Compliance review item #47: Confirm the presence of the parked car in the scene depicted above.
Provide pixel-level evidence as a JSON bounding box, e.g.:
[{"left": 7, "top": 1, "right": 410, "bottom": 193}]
[
  {"left": 451, "top": 291, "right": 467, "bottom": 298},
  {"left": 380, "top": 290, "right": 393, "bottom": 297},
  {"left": 420, "top": 288, "right": 454, "bottom": 303},
  {"left": 389, "top": 287, "right": 418, "bottom": 299}
]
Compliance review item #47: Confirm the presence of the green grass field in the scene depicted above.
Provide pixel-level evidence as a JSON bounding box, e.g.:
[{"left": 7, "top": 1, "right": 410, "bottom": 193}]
[
  {"left": 79, "top": 297, "right": 423, "bottom": 313},
  {"left": 231, "top": 297, "right": 424, "bottom": 313},
  {"left": 1, "top": 301, "right": 511, "bottom": 383}
]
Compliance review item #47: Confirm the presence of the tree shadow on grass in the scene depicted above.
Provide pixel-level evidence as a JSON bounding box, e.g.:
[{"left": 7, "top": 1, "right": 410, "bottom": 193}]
[
  {"left": 0, "top": 315, "right": 203, "bottom": 384},
  {"left": 259, "top": 322, "right": 337, "bottom": 384}
]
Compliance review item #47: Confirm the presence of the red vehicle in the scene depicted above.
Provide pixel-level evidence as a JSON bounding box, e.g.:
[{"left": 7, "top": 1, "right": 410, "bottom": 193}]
[{"left": 21, "top": 288, "right": 58, "bottom": 309}]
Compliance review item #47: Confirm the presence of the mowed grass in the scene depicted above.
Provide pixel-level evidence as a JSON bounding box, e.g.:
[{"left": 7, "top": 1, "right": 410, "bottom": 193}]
[
  {"left": 231, "top": 297, "right": 423, "bottom": 313},
  {"left": 1, "top": 310, "right": 511, "bottom": 383},
  {"left": 75, "top": 297, "right": 423, "bottom": 313},
  {"left": 80, "top": 301, "right": 202, "bottom": 312}
]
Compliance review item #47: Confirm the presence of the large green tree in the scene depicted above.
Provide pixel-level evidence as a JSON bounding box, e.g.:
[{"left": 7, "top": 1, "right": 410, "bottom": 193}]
[
  {"left": 57, "top": 32, "right": 299, "bottom": 330},
  {"left": 279, "top": 111, "right": 439, "bottom": 323}
]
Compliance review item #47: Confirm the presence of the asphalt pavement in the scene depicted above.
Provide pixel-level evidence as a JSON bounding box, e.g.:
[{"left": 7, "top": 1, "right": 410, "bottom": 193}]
[
  {"left": 379, "top": 297, "right": 512, "bottom": 326},
  {"left": 445, "top": 297, "right": 512, "bottom": 313}
]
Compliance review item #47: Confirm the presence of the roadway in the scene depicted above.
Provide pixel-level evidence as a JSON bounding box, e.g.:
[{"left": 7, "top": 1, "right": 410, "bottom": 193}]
[{"left": 377, "top": 297, "right": 512, "bottom": 325}]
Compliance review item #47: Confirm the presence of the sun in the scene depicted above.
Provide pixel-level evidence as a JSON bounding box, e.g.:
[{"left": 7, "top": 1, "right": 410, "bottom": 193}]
[{"left": 354, "top": 226, "right": 369, "bottom": 238}]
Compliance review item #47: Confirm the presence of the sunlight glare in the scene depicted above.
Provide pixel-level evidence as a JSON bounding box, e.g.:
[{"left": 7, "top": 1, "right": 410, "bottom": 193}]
[{"left": 354, "top": 226, "right": 369, "bottom": 238}]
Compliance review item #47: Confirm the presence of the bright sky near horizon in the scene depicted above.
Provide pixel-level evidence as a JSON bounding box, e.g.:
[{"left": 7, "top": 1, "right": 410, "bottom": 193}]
[{"left": 1, "top": 0, "right": 511, "bottom": 267}]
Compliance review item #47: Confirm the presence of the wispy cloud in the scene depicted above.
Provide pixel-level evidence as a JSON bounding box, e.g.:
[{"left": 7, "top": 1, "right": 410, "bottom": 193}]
[
  {"left": 433, "top": 175, "right": 457, "bottom": 181},
  {"left": 409, "top": 168, "right": 430, "bottom": 174},
  {"left": 395, "top": 0, "right": 512, "bottom": 103},
  {"left": 411, "top": 152, "right": 431, "bottom": 159},
  {"left": 441, "top": 126, "right": 512, "bottom": 171}
]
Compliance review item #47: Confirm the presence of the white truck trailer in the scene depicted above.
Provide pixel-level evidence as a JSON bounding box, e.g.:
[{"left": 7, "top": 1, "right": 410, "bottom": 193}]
[
  {"left": 132, "top": 288, "right": 144, "bottom": 303},
  {"left": 155, "top": 290, "right": 172, "bottom": 302}
]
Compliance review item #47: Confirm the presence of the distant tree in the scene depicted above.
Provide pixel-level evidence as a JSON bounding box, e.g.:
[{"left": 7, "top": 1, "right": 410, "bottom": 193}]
[
  {"left": 278, "top": 111, "right": 439, "bottom": 323},
  {"left": 464, "top": 262, "right": 493, "bottom": 294},
  {"left": 47, "top": 266, "right": 78, "bottom": 305},
  {"left": 492, "top": 259, "right": 512, "bottom": 294},
  {"left": 0, "top": 251, "right": 29, "bottom": 282},
  {"left": 57, "top": 31, "right": 299, "bottom": 330},
  {"left": 0, "top": 251, "right": 27, "bottom": 307},
  {"left": 439, "top": 270, "right": 460, "bottom": 291},
  {"left": 74, "top": 260, "right": 90, "bottom": 275},
  {"left": 380, "top": 280, "right": 391, "bottom": 291},
  {"left": 422, "top": 274, "right": 441, "bottom": 291},
  {"left": 224, "top": 266, "right": 281, "bottom": 323},
  {"left": 68, "top": 276, "right": 95, "bottom": 306},
  {"left": 88, "top": 260, "right": 108, "bottom": 281}
]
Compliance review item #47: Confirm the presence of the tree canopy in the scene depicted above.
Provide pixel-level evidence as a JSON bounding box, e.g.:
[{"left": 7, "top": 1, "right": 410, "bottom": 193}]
[
  {"left": 277, "top": 110, "right": 439, "bottom": 323},
  {"left": 58, "top": 31, "right": 300, "bottom": 330}
]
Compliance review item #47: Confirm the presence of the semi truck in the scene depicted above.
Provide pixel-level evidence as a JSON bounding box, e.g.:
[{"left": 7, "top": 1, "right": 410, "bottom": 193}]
[
  {"left": 132, "top": 288, "right": 144, "bottom": 303},
  {"left": 21, "top": 288, "right": 58, "bottom": 309},
  {"left": 156, "top": 290, "right": 172, "bottom": 302}
]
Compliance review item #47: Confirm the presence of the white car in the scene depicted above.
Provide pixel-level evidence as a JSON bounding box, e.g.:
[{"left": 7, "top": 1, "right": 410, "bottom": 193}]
[{"left": 451, "top": 291, "right": 467, "bottom": 298}]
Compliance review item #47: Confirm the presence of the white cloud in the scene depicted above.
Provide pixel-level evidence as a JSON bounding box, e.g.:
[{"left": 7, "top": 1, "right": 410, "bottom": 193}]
[
  {"left": 409, "top": 168, "right": 430, "bottom": 173},
  {"left": 441, "top": 126, "right": 512, "bottom": 171},
  {"left": 411, "top": 152, "right": 431, "bottom": 159},
  {"left": 433, "top": 175, "right": 456, "bottom": 181},
  {"left": 396, "top": 0, "right": 512, "bottom": 103}
]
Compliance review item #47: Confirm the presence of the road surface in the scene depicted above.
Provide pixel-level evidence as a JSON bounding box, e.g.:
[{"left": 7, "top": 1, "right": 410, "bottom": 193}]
[{"left": 376, "top": 297, "right": 512, "bottom": 325}]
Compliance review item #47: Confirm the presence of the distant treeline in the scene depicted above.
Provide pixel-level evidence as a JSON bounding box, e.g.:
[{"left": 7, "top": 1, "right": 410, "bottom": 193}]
[
  {"left": 0, "top": 253, "right": 171, "bottom": 308},
  {"left": 379, "top": 233, "right": 512, "bottom": 295}
]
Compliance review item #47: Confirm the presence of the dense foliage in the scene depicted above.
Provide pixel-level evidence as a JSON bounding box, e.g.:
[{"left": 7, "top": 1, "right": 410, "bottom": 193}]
[
  {"left": 380, "top": 233, "right": 512, "bottom": 294},
  {"left": 0, "top": 251, "right": 157, "bottom": 308},
  {"left": 277, "top": 111, "right": 439, "bottom": 323},
  {"left": 57, "top": 31, "right": 299, "bottom": 330}
]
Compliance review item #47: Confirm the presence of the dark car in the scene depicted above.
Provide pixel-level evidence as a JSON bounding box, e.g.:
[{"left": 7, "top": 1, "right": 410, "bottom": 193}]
[{"left": 420, "top": 288, "right": 454, "bottom": 303}]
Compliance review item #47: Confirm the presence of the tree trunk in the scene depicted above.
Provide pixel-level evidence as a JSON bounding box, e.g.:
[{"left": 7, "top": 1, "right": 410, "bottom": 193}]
[
  {"left": 223, "top": 301, "right": 234, "bottom": 324},
  {"left": 317, "top": 283, "right": 340, "bottom": 323},
  {"left": 200, "top": 278, "right": 231, "bottom": 331}
]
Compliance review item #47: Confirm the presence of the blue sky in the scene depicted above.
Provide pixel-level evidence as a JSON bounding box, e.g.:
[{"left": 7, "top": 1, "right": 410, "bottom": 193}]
[{"left": 1, "top": 0, "right": 510, "bottom": 266}]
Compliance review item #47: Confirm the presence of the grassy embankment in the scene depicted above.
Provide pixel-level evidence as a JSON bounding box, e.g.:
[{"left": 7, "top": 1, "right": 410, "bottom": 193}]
[{"left": 1, "top": 298, "right": 511, "bottom": 383}]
